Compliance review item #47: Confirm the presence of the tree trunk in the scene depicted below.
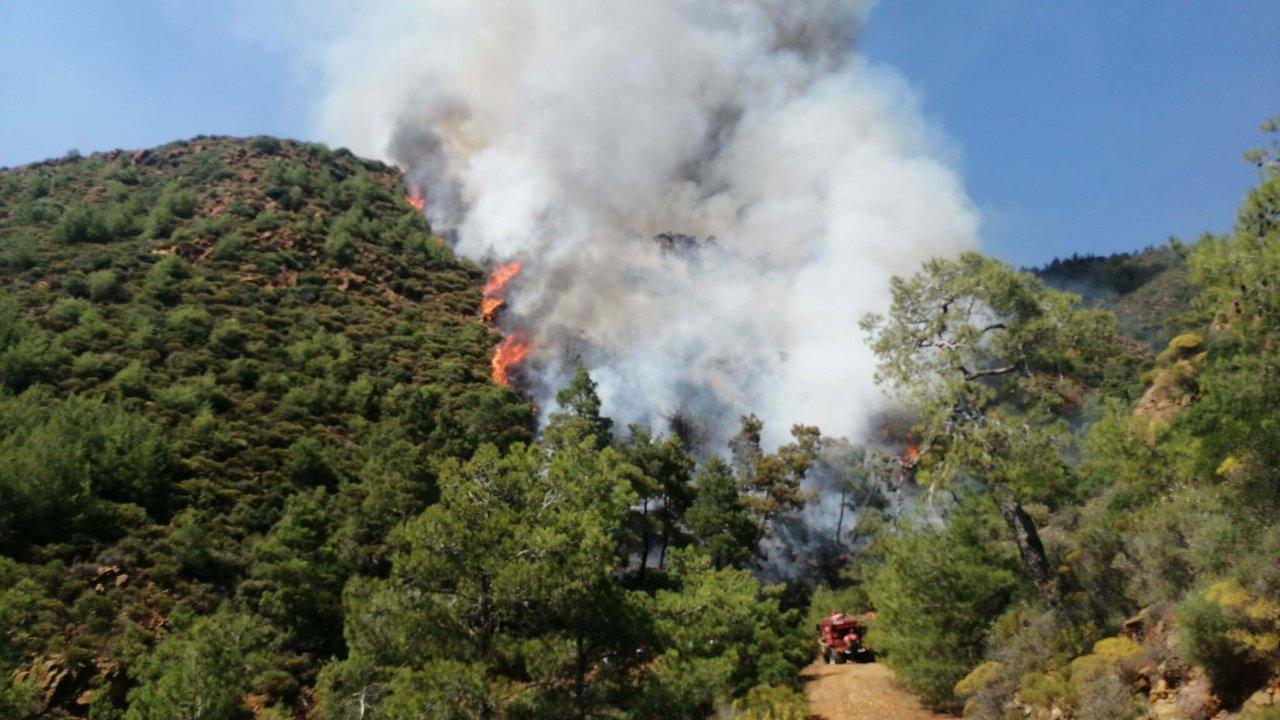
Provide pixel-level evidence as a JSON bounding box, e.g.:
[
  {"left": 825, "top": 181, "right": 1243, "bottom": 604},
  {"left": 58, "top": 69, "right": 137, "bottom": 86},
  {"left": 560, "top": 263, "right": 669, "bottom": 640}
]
[
  {"left": 478, "top": 579, "right": 496, "bottom": 720},
  {"left": 990, "top": 483, "right": 1059, "bottom": 603},
  {"left": 834, "top": 488, "right": 847, "bottom": 542},
  {"left": 638, "top": 498, "right": 651, "bottom": 581},
  {"left": 574, "top": 599, "right": 587, "bottom": 720},
  {"left": 657, "top": 496, "right": 671, "bottom": 570}
]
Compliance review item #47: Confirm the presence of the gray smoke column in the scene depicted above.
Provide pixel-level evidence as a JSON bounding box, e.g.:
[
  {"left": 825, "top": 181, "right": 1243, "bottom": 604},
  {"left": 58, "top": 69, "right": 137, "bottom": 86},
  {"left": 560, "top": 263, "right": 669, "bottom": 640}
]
[{"left": 279, "top": 0, "right": 980, "bottom": 443}]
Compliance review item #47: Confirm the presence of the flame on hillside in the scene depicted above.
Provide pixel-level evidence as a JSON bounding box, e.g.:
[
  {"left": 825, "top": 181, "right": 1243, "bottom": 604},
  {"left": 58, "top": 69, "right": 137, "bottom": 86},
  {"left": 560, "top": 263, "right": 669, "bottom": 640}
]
[
  {"left": 902, "top": 443, "right": 920, "bottom": 468},
  {"left": 481, "top": 261, "right": 522, "bottom": 322},
  {"left": 492, "top": 331, "right": 530, "bottom": 387},
  {"left": 404, "top": 181, "right": 425, "bottom": 212}
]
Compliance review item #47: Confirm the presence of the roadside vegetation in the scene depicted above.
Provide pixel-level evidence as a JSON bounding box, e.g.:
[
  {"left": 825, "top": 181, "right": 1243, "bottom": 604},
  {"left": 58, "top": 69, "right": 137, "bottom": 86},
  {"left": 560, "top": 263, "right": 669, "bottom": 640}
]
[{"left": 844, "top": 117, "right": 1280, "bottom": 718}]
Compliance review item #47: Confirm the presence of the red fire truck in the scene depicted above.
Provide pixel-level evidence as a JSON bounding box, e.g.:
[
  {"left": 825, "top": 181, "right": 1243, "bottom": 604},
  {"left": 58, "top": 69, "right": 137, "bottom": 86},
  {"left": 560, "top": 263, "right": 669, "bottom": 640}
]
[{"left": 817, "top": 611, "right": 874, "bottom": 664}]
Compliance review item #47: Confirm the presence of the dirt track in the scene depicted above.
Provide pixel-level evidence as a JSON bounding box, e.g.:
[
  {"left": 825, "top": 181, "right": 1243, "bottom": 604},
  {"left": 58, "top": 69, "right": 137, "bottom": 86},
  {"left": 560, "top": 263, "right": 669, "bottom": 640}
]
[{"left": 803, "top": 660, "right": 949, "bottom": 720}]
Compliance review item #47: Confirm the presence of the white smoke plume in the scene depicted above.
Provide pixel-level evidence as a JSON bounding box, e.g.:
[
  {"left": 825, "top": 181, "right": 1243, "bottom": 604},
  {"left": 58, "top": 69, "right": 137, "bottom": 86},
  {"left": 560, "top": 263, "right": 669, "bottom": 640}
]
[{"left": 265, "top": 0, "right": 980, "bottom": 444}]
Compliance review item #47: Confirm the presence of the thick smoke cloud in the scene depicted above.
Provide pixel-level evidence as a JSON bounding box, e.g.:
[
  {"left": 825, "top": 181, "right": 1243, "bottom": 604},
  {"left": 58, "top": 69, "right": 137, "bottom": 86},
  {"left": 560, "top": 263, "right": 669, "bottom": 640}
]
[{"left": 271, "top": 0, "right": 980, "bottom": 444}]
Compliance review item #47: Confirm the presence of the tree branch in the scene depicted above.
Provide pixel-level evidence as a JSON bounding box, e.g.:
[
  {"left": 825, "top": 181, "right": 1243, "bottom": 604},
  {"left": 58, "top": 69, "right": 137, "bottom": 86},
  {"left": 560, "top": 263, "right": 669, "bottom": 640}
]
[{"left": 957, "top": 364, "right": 1018, "bottom": 381}]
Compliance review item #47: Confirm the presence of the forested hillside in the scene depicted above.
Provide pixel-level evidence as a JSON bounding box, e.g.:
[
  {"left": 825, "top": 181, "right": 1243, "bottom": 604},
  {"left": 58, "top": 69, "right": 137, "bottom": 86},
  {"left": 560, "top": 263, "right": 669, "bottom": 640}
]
[
  {"left": 1034, "top": 245, "right": 1194, "bottom": 349},
  {"left": 3, "top": 122, "right": 1280, "bottom": 720},
  {"left": 0, "top": 138, "right": 810, "bottom": 719}
]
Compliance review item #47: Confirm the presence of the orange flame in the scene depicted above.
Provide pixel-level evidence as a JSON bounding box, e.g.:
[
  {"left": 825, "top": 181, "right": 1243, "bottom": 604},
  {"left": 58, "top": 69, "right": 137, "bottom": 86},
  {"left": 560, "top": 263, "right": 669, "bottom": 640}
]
[
  {"left": 491, "top": 331, "right": 530, "bottom": 387},
  {"left": 902, "top": 444, "right": 920, "bottom": 468},
  {"left": 404, "top": 181, "right": 425, "bottom": 212},
  {"left": 481, "top": 261, "right": 522, "bottom": 322}
]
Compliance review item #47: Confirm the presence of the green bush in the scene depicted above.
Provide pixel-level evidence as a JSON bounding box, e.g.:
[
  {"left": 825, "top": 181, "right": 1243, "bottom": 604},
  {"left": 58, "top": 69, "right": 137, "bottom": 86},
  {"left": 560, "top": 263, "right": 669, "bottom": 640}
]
[
  {"left": 164, "top": 306, "right": 211, "bottom": 345},
  {"left": 143, "top": 255, "right": 190, "bottom": 304},
  {"left": 210, "top": 231, "right": 247, "bottom": 261},
  {"left": 0, "top": 236, "right": 38, "bottom": 270},
  {"left": 0, "top": 302, "right": 68, "bottom": 391},
  {"left": 87, "top": 269, "right": 126, "bottom": 302},
  {"left": 142, "top": 190, "right": 195, "bottom": 240},
  {"left": 144, "top": 205, "right": 178, "bottom": 239},
  {"left": 208, "top": 319, "right": 247, "bottom": 356},
  {"left": 53, "top": 204, "right": 111, "bottom": 244},
  {"left": 161, "top": 189, "right": 198, "bottom": 219},
  {"left": 732, "top": 685, "right": 808, "bottom": 720},
  {"left": 71, "top": 352, "right": 108, "bottom": 379},
  {"left": 324, "top": 232, "right": 356, "bottom": 265},
  {"left": 1176, "top": 582, "right": 1273, "bottom": 703},
  {"left": 251, "top": 136, "right": 283, "bottom": 155},
  {"left": 286, "top": 436, "right": 337, "bottom": 487},
  {"left": 45, "top": 297, "right": 91, "bottom": 330},
  {"left": 113, "top": 360, "right": 151, "bottom": 398}
]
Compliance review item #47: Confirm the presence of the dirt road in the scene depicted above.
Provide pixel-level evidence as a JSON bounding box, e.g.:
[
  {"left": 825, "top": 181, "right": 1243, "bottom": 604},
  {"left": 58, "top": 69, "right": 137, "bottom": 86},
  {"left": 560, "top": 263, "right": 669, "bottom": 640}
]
[{"left": 803, "top": 661, "right": 949, "bottom": 720}]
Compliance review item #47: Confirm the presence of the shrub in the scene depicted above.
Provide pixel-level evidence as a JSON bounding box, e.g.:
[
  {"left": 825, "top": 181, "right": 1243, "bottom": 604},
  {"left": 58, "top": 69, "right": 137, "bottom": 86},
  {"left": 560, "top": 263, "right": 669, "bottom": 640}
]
[
  {"left": 208, "top": 319, "right": 247, "bottom": 357},
  {"left": 227, "top": 200, "right": 256, "bottom": 218},
  {"left": 0, "top": 236, "right": 38, "bottom": 270},
  {"left": 53, "top": 204, "right": 111, "bottom": 244},
  {"left": 1018, "top": 671, "right": 1072, "bottom": 711},
  {"left": 143, "top": 255, "right": 190, "bottom": 305},
  {"left": 113, "top": 361, "right": 150, "bottom": 398},
  {"left": 955, "top": 661, "right": 1004, "bottom": 700},
  {"left": 1177, "top": 581, "right": 1276, "bottom": 703},
  {"left": 160, "top": 189, "right": 198, "bottom": 219},
  {"left": 45, "top": 297, "right": 91, "bottom": 330},
  {"left": 71, "top": 352, "right": 108, "bottom": 379},
  {"left": 226, "top": 357, "right": 260, "bottom": 389},
  {"left": 251, "top": 136, "right": 283, "bottom": 155},
  {"left": 210, "top": 231, "right": 248, "bottom": 261},
  {"left": 325, "top": 232, "right": 357, "bottom": 265},
  {"left": 253, "top": 210, "right": 282, "bottom": 232},
  {"left": 1156, "top": 332, "right": 1205, "bottom": 365},
  {"left": 1075, "top": 673, "right": 1144, "bottom": 720},
  {"left": 157, "top": 373, "right": 226, "bottom": 413},
  {"left": 1068, "top": 636, "right": 1142, "bottom": 686},
  {"left": 0, "top": 328, "right": 67, "bottom": 392},
  {"left": 63, "top": 272, "right": 89, "bottom": 297},
  {"left": 286, "top": 437, "right": 338, "bottom": 487},
  {"left": 164, "top": 307, "right": 212, "bottom": 345},
  {"left": 87, "top": 269, "right": 126, "bottom": 302},
  {"left": 102, "top": 203, "right": 140, "bottom": 238},
  {"left": 732, "top": 685, "right": 808, "bottom": 720},
  {"left": 143, "top": 205, "right": 178, "bottom": 239}
]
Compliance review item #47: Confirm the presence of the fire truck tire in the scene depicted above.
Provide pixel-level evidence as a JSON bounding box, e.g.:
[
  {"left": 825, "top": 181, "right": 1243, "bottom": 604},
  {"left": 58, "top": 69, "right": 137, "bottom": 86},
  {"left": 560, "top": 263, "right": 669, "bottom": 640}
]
[{"left": 834, "top": 652, "right": 848, "bottom": 665}]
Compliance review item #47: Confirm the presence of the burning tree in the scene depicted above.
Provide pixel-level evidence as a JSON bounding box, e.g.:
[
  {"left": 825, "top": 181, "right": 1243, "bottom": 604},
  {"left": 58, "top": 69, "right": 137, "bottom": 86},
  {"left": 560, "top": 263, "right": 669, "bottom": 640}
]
[{"left": 861, "top": 252, "right": 1118, "bottom": 602}]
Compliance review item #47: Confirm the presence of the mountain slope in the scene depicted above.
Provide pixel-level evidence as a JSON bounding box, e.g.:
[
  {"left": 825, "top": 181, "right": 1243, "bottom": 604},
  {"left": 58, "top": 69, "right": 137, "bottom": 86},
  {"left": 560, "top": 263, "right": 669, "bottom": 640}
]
[
  {"left": 1033, "top": 244, "right": 1194, "bottom": 348},
  {"left": 0, "top": 137, "right": 533, "bottom": 716}
]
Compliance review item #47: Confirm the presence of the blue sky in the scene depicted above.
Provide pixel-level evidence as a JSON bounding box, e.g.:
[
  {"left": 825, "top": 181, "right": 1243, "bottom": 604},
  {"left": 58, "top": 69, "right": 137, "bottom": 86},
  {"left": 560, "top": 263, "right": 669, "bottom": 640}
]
[{"left": 1, "top": 2, "right": 1277, "bottom": 266}]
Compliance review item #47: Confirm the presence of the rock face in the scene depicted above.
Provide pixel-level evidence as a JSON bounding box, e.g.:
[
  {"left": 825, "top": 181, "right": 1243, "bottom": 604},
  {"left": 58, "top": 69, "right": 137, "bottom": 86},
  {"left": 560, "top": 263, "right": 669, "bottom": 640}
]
[
  {"left": 1241, "top": 685, "right": 1280, "bottom": 712},
  {"left": 1134, "top": 333, "right": 1205, "bottom": 426}
]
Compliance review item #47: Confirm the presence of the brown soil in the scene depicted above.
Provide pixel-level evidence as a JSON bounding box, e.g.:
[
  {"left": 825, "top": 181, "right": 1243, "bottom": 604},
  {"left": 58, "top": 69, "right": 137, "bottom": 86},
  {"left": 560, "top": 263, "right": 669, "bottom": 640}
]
[{"left": 804, "top": 660, "right": 950, "bottom": 720}]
